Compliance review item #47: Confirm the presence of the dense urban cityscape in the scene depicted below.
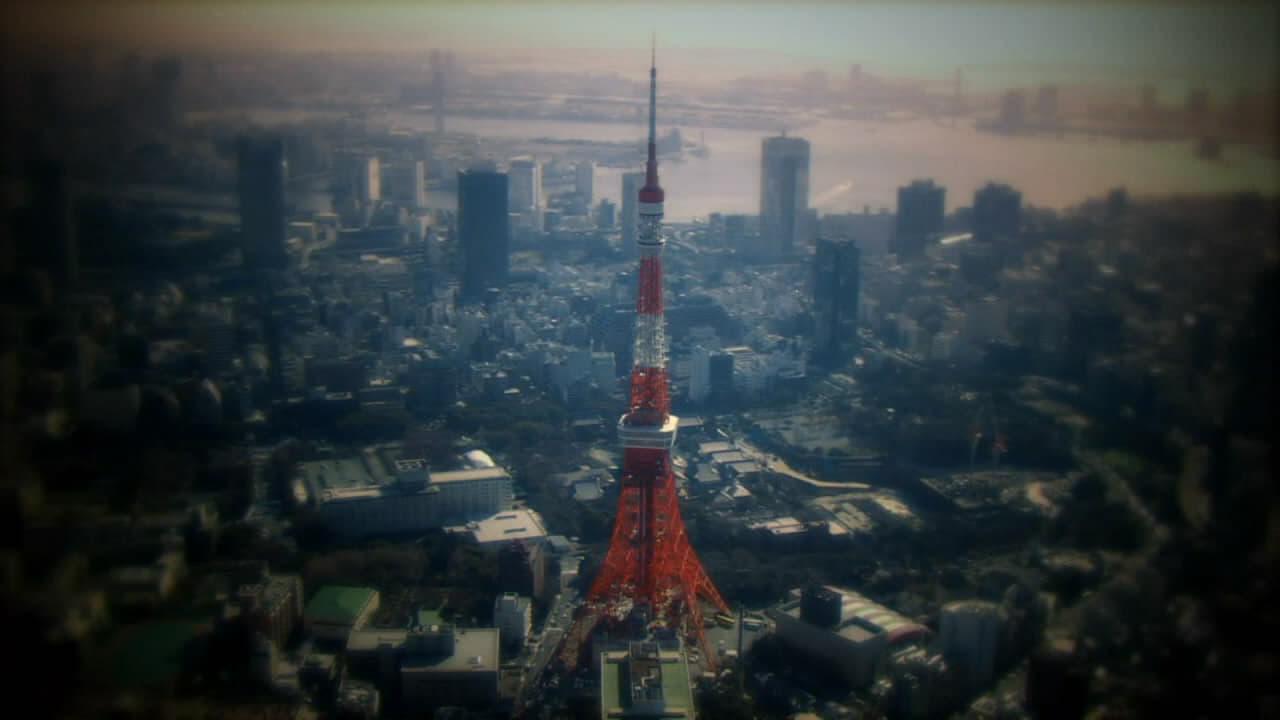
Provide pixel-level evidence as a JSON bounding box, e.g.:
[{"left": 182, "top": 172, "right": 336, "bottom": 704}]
[{"left": 2, "top": 2, "right": 1278, "bottom": 719}]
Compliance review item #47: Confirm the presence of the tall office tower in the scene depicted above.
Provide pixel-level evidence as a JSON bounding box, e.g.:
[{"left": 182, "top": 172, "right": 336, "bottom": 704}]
[
  {"left": 972, "top": 182, "right": 1022, "bottom": 243},
  {"left": 621, "top": 171, "right": 644, "bottom": 252},
  {"left": 361, "top": 156, "right": 381, "bottom": 204},
  {"left": 562, "top": 46, "right": 727, "bottom": 669},
  {"left": 457, "top": 167, "right": 510, "bottom": 302},
  {"left": 813, "top": 238, "right": 861, "bottom": 366},
  {"left": 759, "top": 135, "right": 811, "bottom": 257},
  {"left": 575, "top": 161, "right": 595, "bottom": 205},
  {"left": 894, "top": 179, "right": 945, "bottom": 258},
  {"left": 386, "top": 161, "right": 426, "bottom": 209},
  {"left": 336, "top": 151, "right": 381, "bottom": 206},
  {"left": 940, "top": 601, "right": 1006, "bottom": 698},
  {"left": 507, "top": 157, "right": 541, "bottom": 214},
  {"left": 237, "top": 136, "right": 288, "bottom": 271},
  {"left": 688, "top": 346, "right": 712, "bottom": 403},
  {"left": 595, "top": 199, "right": 617, "bottom": 230}
]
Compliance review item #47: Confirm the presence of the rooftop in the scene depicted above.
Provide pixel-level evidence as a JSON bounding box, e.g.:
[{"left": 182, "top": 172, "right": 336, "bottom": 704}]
[
  {"left": 601, "top": 642, "right": 694, "bottom": 719},
  {"left": 414, "top": 608, "right": 445, "bottom": 629},
  {"left": 777, "top": 585, "right": 928, "bottom": 645},
  {"left": 402, "top": 628, "right": 500, "bottom": 674},
  {"left": 697, "top": 441, "right": 734, "bottom": 456},
  {"left": 750, "top": 517, "right": 807, "bottom": 536},
  {"left": 449, "top": 508, "right": 548, "bottom": 545},
  {"left": 299, "top": 458, "right": 375, "bottom": 492},
  {"left": 709, "top": 451, "right": 749, "bottom": 465},
  {"left": 316, "top": 465, "right": 511, "bottom": 505},
  {"left": 430, "top": 466, "right": 511, "bottom": 484},
  {"left": 305, "top": 586, "right": 378, "bottom": 626},
  {"left": 346, "top": 628, "right": 410, "bottom": 653}
]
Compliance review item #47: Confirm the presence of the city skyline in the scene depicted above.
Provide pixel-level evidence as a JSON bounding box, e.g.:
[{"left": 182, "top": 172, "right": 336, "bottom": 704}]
[
  {"left": 0, "top": 3, "right": 1276, "bottom": 718},
  {"left": 6, "top": 2, "right": 1279, "bottom": 95}
]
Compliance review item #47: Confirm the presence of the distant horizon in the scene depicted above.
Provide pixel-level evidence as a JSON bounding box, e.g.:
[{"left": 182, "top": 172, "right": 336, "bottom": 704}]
[{"left": 5, "top": 2, "right": 1278, "bottom": 97}]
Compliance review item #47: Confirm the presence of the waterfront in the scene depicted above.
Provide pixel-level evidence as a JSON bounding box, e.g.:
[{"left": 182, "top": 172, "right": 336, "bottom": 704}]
[{"left": 203, "top": 107, "right": 1280, "bottom": 222}]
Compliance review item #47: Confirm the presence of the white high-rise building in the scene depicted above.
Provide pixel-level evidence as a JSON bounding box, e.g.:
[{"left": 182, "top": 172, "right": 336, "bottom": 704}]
[
  {"left": 507, "top": 158, "right": 541, "bottom": 214},
  {"left": 575, "top": 161, "right": 595, "bottom": 205},
  {"left": 621, "top": 171, "right": 644, "bottom": 251},
  {"left": 360, "top": 155, "right": 381, "bottom": 204},
  {"left": 336, "top": 151, "right": 383, "bottom": 205}
]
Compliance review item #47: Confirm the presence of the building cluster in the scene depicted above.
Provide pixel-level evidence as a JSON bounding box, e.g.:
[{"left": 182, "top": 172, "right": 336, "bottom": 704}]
[
  {"left": 759, "top": 584, "right": 1052, "bottom": 718},
  {"left": 3, "top": 36, "right": 1275, "bottom": 720}
]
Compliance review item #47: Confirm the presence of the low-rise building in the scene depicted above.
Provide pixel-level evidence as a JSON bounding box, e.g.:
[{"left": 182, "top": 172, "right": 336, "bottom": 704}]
[
  {"left": 238, "top": 573, "right": 304, "bottom": 651},
  {"left": 493, "top": 593, "right": 532, "bottom": 650},
  {"left": 317, "top": 466, "right": 514, "bottom": 538},
  {"left": 337, "top": 678, "right": 382, "bottom": 720},
  {"left": 768, "top": 585, "right": 929, "bottom": 689},
  {"left": 400, "top": 625, "right": 501, "bottom": 712},
  {"left": 345, "top": 628, "right": 410, "bottom": 680},
  {"left": 448, "top": 508, "right": 548, "bottom": 548},
  {"left": 600, "top": 640, "right": 695, "bottom": 719}
]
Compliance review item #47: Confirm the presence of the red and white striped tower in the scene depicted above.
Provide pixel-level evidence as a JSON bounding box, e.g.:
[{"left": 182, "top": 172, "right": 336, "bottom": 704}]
[{"left": 562, "top": 40, "right": 728, "bottom": 668}]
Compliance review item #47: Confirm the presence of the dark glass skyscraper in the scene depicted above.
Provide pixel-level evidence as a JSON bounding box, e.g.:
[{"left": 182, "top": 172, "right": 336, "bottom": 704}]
[
  {"left": 236, "top": 136, "right": 288, "bottom": 271},
  {"left": 814, "top": 237, "right": 861, "bottom": 366},
  {"left": 760, "top": 135, "right": 811, "bottom": 258},
  {"left": 458, "top": 167, "right": 510, "bottom": 302},
  {"left": 973, "top": 182, "right": 1023, "bottom": 243},
  {"left": 894, "top": 179, "right": 945, "bottom": 258}
]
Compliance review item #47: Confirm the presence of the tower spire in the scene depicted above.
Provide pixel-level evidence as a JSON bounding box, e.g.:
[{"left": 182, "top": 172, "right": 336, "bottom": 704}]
[
  {"left": 644, "top": 35, "right": 661, "bottom": 194},
  {"left": 559, "top": 42, "right": 725, "bottom": 675}
]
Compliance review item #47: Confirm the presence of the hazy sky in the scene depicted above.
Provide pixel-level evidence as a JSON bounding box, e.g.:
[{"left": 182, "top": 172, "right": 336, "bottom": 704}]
[{"left": 8, "top": 2, "right": 1279, "bottom": 93}]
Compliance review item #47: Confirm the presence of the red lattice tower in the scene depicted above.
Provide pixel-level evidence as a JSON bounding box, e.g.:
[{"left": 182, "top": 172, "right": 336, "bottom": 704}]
[{"left": 561, "top": 44, "right": 727, "bottom": 668}]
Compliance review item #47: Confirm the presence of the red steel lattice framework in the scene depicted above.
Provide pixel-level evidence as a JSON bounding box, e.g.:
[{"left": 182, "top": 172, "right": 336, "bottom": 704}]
[{"left": 560, "top": 44, "right": 727, "bottom": 668}]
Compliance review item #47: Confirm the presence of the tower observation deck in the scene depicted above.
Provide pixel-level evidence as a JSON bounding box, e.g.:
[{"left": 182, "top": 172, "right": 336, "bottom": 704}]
[{"left": 560, "top": 41, "right": 728, "bottom": 669}]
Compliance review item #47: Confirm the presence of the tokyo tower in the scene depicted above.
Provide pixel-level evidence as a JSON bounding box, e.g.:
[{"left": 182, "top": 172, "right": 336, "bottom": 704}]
[{"left": 561, "top": 41, "right": 728, "bottom": 667}]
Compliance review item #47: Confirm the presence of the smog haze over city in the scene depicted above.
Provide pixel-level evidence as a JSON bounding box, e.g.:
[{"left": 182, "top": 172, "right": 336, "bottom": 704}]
[{"left": 1, "top": 2, "right": 1277, "bottom": 719}]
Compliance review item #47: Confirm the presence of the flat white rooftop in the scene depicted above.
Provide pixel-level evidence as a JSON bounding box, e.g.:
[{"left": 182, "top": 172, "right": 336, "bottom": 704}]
[
  {"left": 430, "top": 467, "right": 511, "bottom": 484},
  {"left": 449, "top": 508, "right": 548, "bottom": 545},
  {"left": 318, "top": 466, "right": 511, "bottom": 504}
]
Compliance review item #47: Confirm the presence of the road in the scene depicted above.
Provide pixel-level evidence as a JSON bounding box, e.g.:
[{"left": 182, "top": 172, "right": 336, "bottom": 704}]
[
  {"left": 516, "top": 589, "right": 579, "bottom": 711},
  {"left": 1077, "top": 450, "right": 1169, "bottom": 546},
  {"left": 736, "top": 439, "right": 871, "bottom": 491}
]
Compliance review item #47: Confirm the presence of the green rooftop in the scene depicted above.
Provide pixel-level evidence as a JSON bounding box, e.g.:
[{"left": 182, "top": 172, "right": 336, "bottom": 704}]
[
  {"left": 305, "top": 586, "right": 378, "bottom": 625},
  {"left": 414, "top": 608, "right": 444, "bottom": 629}
]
